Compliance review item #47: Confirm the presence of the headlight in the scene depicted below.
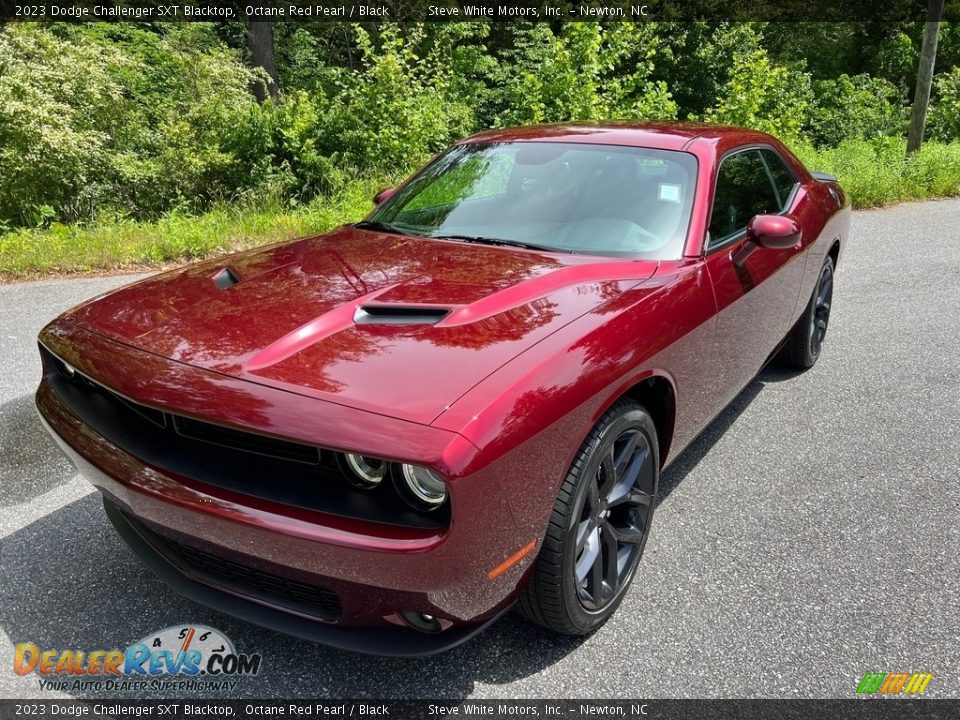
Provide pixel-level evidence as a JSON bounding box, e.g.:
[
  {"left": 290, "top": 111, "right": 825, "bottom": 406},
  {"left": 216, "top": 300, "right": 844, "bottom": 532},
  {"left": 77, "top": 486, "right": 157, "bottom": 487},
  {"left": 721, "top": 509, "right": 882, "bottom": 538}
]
[
  {"left": 339, "top": 453, "right": 386, "bottom": 489},
  {"left": 398, "top": 464, "right": 447, "bottom": 509}
]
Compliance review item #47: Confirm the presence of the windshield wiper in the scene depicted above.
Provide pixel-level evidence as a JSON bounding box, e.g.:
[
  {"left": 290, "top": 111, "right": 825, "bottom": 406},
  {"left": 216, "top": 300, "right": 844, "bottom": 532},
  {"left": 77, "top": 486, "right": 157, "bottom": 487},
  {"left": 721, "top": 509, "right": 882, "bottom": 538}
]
[
  {"left": 353, "top": 220, "right": 407, "bottom": 234},
  {"left": 434, "top": 234, "right": 560, "bottom": 253}
]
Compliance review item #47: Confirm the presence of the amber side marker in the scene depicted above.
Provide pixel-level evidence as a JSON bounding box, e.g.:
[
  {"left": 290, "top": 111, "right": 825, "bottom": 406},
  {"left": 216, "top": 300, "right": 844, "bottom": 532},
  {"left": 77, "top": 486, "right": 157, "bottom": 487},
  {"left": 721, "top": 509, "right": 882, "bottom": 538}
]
[{"left": 487, "top": 540, "right": 537, "bottom": 581}]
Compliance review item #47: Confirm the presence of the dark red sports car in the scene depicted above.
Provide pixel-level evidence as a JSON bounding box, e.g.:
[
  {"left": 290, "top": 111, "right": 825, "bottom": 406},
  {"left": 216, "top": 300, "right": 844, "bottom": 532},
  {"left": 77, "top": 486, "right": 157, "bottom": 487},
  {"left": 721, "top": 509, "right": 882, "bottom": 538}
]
[{"left": 36, "top": 123, "right": 849, "bottom": 655}]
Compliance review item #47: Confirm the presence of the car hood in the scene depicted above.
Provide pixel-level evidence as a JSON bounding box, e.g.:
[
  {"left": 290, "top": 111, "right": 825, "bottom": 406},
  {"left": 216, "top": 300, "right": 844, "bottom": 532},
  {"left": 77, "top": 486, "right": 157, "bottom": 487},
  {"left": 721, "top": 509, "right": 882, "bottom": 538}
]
[{"left": 65, "top": 228, "right": 657, "bottom": 424}]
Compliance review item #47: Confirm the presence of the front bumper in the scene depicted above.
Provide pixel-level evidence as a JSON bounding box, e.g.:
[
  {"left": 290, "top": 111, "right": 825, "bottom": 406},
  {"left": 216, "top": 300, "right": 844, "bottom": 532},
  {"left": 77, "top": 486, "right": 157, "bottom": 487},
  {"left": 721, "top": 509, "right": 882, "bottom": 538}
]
[
  {"left": 100, "top": 496, "right": 509, "bottom": 656},
  {"left": 36, "top": 321, "right": 538, "bottom": 655}
]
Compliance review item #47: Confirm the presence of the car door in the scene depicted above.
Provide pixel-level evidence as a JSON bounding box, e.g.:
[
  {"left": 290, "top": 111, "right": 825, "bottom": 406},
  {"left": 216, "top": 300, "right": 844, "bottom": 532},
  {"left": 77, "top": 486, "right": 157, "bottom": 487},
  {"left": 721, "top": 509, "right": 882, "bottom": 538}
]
[{"left": 704, "top": 147, "right": 807, "bottom": 407}]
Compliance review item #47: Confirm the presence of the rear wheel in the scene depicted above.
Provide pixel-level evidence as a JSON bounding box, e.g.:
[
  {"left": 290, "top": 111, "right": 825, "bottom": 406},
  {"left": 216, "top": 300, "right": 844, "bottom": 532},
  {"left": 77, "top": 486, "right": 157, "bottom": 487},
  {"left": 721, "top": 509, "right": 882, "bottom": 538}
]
[
  {"left": 779, "top": 256, "right": 834, "bottom": 369},
  {"left": 518, "top": 399, "right": 658, "bottom": 635}
]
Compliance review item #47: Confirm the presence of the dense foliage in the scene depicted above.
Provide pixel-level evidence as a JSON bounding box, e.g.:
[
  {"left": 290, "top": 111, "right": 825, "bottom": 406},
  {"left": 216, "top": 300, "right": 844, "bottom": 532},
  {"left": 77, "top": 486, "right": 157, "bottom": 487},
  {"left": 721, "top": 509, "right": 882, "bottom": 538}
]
[
  {"left": 0, "top": 24, "right": 267, "bottom": 228},
  {"left": 1, "top": 20, "right": 959, "bottom": 266}
]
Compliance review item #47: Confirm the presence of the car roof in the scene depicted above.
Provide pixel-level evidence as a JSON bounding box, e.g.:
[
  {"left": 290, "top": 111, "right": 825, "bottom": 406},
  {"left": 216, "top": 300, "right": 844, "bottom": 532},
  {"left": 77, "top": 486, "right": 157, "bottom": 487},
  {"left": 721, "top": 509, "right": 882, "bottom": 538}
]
[{"left": 461, "top": 122, "right": 776, "bottom": 153}]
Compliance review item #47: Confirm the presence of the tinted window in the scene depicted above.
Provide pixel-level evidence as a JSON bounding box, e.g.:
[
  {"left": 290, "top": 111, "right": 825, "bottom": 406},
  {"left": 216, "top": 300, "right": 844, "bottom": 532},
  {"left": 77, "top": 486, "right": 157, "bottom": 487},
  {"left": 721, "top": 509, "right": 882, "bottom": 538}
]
[
  {"left": 761, "top": 149, "right": 797, "bottom": 209},
  {"left": 708, "top": 150, "right": 780, "bottom": 246},
  {"left": 370, "top": 142, "right": 699, "bottom": 260}
]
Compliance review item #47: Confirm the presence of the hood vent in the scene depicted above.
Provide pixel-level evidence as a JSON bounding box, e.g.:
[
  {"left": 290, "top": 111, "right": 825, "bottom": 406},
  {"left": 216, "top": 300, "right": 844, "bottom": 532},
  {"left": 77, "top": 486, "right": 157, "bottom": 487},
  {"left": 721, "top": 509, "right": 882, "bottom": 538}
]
[
  {"left": 213, "top": 267, "right": 239, "bottom": 290},
  {"left": 354, "top": 305, "right": 450, "bottom": 326}
]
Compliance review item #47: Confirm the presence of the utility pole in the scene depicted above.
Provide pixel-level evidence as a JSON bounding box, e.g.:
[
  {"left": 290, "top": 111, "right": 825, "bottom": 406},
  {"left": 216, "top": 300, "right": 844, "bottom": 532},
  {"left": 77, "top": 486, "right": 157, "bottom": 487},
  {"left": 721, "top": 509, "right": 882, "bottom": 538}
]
[{"left": 906, "top": 0, "right": 945, "bottom": 154}]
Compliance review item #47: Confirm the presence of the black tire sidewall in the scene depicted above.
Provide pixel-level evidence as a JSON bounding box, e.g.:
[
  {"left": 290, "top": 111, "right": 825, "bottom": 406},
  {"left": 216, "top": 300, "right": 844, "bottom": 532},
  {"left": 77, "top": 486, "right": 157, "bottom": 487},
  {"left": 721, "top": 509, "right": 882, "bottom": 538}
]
[
  {"left": 806, "top": 257, "right": 834, "bottom": 364},
  {"left": 559, "top": 405, "right": 659, "bottom": 633}
]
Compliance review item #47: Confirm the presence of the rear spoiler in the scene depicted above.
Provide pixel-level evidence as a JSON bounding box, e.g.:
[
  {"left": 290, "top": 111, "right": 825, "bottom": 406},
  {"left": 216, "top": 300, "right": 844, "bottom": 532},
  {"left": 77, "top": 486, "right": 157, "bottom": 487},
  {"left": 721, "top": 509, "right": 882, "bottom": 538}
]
[{"left": 811, "top": 171, "right": 838, "bottom": 183}]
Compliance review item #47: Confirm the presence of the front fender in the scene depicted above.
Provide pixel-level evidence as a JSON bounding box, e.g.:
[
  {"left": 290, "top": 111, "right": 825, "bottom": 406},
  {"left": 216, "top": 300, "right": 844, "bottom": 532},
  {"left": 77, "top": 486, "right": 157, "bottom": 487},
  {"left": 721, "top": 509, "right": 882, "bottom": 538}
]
[{"left": 434, "top": 261, "right": 717, "bottom": 537}]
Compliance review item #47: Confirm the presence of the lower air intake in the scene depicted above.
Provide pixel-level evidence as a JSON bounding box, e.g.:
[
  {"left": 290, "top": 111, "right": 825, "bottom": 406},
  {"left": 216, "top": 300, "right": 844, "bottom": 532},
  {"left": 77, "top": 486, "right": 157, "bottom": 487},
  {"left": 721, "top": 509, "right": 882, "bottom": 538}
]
[{"left": 124, "top": 509, "right": 343, "bottom": 622}]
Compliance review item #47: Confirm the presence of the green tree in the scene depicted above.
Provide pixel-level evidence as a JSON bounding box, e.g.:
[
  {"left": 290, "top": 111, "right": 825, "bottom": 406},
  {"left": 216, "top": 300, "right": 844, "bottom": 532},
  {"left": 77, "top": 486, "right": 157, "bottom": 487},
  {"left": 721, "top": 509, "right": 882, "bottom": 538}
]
[
  {"left": 702, "top": 47, "right": 813, "bottom": 144},
  {"left": 491, "top": 23, "right": 676, "bottom": 126},
  {"left": 929, "top": 66, "right": 960, "bottom": 140},
  {"left": 808, "top": 74, "right": 907, "bottom": 146}
]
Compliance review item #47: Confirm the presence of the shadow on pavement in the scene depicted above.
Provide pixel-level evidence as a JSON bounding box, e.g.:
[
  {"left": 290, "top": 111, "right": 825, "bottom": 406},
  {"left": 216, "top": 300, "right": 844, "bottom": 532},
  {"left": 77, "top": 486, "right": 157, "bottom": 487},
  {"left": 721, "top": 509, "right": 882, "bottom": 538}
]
[
  {"left": 0, "top": 393, "right": 75, "bottom": 506},
  {"left": 657, "top": 364, "right": 795, "bottom": 503}
]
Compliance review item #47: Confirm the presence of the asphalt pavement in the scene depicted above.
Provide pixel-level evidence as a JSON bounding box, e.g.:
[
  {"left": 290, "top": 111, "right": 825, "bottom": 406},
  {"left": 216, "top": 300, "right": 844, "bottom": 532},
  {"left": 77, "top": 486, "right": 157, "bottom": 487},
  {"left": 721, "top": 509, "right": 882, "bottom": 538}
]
[{"left": 1, "top": 199, "right": 958, "bottom": 700}]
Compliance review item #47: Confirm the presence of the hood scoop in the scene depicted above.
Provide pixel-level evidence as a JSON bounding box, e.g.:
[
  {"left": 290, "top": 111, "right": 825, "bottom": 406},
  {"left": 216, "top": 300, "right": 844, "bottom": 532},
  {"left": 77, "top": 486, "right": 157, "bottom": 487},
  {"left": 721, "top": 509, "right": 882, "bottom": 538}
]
[
  {"left": 213, "top": 267, "right": 239, "bottom": 290},
  {"left": 354, "top": 305, "right": 450, "bottom": 326},
  {"left": 243, "top": 287, "right": 452, "bottom": 373}
]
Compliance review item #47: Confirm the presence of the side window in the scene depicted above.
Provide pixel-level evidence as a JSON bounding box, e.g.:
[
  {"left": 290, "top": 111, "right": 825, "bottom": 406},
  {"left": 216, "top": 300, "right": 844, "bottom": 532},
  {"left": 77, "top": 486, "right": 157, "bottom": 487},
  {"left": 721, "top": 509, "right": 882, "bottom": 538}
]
[
  {"left": 708, "top": 150, "right": 780, "bottom": 247},
  {"left": 761, "top": 149, "right": 798, "bottom": 209}
]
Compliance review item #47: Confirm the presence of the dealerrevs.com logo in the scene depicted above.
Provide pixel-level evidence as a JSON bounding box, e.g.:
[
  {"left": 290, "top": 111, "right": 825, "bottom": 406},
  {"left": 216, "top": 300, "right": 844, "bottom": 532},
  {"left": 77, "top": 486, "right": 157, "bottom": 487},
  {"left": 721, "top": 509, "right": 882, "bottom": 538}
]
[
  {"left": 856, "top": 672, "right": 934, "bottom": 696},
  {"left": 14, "top": 625, "right": 262, "bottom": 693}
]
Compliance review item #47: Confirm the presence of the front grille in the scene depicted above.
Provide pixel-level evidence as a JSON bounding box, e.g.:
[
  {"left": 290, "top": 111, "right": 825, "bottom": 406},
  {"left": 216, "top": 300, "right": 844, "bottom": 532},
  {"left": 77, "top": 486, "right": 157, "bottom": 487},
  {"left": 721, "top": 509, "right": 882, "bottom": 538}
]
[
  {"left": 122, "top": 508, "right": 342, "bottom": 621},
  {"left": 41, "top": 344, "right": 449, "bottom": 529},
  {"left": 171, "top": 414, "right": 321, "bottom": 465},
  {"left": 47, "top": 349, "right": 320, "bottom": 465}
]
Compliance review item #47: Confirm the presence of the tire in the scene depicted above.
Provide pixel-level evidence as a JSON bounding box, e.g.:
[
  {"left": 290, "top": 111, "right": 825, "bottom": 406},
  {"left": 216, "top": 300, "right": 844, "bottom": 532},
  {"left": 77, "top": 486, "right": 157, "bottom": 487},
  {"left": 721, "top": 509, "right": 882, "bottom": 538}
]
[
  {"left": 779, "top": 256, "right": 835, "bottom": 369},
  {"left": 518, "top": 399, "right": 659, "bottom": 635}
]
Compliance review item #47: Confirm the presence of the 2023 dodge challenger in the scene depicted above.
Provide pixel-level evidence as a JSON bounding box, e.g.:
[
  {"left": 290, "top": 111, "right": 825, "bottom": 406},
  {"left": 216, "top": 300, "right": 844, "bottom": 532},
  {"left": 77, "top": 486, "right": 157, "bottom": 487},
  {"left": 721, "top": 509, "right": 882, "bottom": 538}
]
[{"left": 36, "top": 123, "right": 849, "bottom": 655}]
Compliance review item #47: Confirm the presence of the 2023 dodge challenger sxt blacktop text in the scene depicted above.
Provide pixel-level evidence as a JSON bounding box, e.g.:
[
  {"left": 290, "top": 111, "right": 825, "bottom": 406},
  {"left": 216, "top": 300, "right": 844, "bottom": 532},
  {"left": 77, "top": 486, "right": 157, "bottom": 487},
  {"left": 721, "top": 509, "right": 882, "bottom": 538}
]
[{"left": 36, "top": 123, "right": 849, "bottom": 655}]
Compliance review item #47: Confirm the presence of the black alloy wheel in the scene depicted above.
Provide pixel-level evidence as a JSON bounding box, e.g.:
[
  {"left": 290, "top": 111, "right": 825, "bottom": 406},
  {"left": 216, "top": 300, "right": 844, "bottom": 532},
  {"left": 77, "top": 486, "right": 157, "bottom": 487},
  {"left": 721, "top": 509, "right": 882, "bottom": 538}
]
[
  {"left": 809, "top": 260, "right": 834, "bottom": 357},
  {"left": 573, "top": 426, "right": 656, "bottom": 611},
  {"left": 518, "top": 399, "right": 659, "bottom": 635},
  {"left": 779, "top": 255, "right": 836, "bottom": 369}
]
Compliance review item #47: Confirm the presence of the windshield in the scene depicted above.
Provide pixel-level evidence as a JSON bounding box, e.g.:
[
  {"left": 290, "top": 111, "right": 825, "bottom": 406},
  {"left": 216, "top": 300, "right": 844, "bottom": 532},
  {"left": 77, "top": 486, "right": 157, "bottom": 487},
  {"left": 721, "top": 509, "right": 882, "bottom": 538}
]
[{"left": 367, "top": 141, "right": 698, "bottom": 259}]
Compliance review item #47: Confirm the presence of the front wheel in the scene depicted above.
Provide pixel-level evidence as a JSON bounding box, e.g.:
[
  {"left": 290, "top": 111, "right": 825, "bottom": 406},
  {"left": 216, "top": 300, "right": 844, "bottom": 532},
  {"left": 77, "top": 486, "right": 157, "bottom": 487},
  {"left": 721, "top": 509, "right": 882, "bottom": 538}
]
[
  {"left": 518, "top": 399, "right": 659, "bottom": 635},
  {"left": 779, "top": 256, "right": 835, "bottom": 369}
]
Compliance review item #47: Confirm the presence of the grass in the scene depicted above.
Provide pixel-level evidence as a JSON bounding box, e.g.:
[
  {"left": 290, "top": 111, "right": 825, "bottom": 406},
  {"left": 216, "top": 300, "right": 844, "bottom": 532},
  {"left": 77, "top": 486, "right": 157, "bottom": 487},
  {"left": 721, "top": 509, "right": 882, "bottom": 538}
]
[
  {"left": 795, "top": 139, "right": 960, "bottom": 209},
  {"left": 0, "top": 176, "right": 387, "bottom": 280},
  {"left": 2, "top": 140, "right": 960, "bottom": 279}
]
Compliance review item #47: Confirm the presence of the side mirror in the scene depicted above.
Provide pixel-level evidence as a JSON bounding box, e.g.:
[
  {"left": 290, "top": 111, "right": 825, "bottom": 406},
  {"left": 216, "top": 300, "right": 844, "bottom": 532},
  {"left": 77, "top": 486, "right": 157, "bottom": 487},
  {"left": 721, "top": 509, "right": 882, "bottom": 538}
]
[
  {"left": 747, "top": 214, "right": 801, "bottom": 250},
  {"left": 373, "top": 187, "right": 396, "bottom": 206}
]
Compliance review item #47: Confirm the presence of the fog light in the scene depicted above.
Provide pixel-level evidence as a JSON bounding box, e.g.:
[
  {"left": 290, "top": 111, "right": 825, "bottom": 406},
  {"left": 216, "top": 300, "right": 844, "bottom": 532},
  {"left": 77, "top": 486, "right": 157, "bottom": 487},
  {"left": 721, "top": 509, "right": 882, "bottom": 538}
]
[
  {"left": 339, "top": 453, "right": 386, "bottom": 489},
  {"left": 399, "top": 609, "right": 443, "bottom": 634},
  {"left": 398, "top": 464, "right": 447, "bottom": 509}
]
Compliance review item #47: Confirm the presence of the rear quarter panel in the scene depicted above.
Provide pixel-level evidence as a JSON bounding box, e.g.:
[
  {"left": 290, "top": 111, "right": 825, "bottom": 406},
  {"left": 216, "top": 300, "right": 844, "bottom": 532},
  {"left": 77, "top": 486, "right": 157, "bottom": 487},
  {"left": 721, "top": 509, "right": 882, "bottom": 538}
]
[{"left": 798, "top": 178, "right": 850, "bottom": 303}]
